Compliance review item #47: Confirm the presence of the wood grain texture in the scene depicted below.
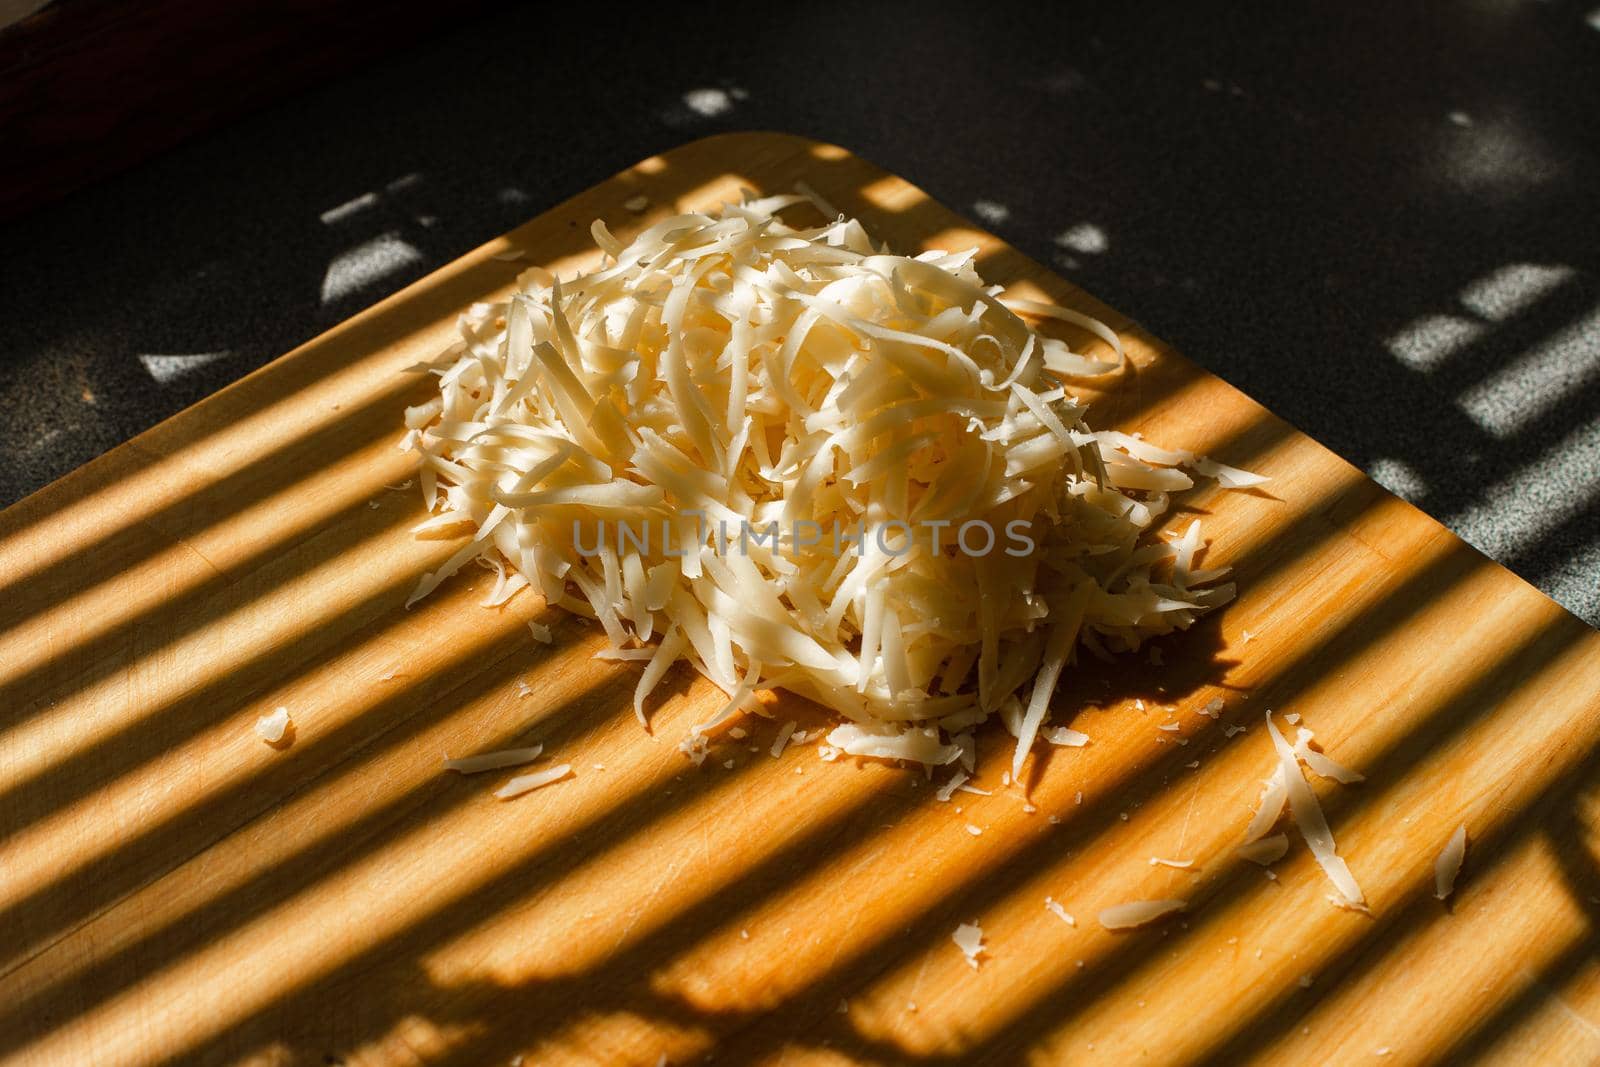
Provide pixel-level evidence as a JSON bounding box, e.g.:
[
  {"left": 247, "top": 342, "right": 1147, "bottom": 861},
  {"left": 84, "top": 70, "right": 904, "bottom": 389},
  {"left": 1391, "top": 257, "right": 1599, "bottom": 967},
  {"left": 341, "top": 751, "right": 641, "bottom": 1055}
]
[{"left": 1, "top": 132, "right": 1598, "bottom": 1067}]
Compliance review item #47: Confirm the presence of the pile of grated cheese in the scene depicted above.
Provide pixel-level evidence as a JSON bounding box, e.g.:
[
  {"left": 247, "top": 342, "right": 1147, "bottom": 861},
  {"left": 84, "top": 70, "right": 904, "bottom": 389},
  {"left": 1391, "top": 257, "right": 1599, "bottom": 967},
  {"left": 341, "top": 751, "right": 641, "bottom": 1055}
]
[{"left": 403, "top": 192, "right": 1261, "bottom": 775}]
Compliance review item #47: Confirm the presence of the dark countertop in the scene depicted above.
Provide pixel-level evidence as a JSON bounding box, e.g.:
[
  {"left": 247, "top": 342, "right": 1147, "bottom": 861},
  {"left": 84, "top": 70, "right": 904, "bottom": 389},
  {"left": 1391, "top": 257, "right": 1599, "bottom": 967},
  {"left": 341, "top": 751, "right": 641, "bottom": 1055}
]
[{"left": 2, "top": 2, "right": 1597, "bottom": 625}]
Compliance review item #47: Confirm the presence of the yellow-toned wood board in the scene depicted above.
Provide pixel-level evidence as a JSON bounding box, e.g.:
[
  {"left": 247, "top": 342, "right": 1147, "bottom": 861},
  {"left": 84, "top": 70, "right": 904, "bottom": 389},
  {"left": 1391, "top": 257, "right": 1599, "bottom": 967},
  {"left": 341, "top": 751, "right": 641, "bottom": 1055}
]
[{"left": 1, "top": 132, "right": 1598, "bottom": 1067}]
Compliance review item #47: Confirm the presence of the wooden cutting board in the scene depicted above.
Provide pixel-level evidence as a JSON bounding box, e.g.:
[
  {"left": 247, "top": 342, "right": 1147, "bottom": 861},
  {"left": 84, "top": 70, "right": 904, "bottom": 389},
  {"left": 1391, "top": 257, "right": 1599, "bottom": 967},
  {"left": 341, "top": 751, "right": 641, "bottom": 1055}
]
[{"left": 3, "top": 133, "right": 1598, "bottom": 1067}]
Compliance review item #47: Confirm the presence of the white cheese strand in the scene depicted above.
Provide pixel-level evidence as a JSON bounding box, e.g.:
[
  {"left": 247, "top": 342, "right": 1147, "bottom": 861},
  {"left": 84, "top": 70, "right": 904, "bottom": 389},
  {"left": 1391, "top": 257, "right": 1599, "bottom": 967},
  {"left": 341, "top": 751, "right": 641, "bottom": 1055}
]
[
  {"left": 1098, "top": 898, "right": 1187, "bottom": 930},
  {"left": 443, "top": 745, "right": 543, "bottom": 774},
  {"left": 1434, "top": 824, "right": 1468, "bottom": 900},
  {"left": 1266, "top": 714, "right": 1367, "bottom": 909}
]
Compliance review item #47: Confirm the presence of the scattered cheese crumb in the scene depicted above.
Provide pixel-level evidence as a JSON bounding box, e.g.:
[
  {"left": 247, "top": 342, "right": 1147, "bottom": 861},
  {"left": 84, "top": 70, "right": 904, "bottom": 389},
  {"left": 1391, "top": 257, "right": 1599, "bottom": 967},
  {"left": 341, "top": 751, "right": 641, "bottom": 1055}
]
[
  {"left": 936, "top": 772, "right": 969, "bottom": 802},
  {"left": 1045, "top": 726, "right": 1091, "bottom": 747},
  {"left": 771, "top": 721, "right": 798, "bottom": 758},
  {"left": 527, "top": 621, "right": 553, "bottom": 644},
  {"left": 1149, "top": 857, "right": 1194, "bottom": 869},
  {"left": 1045, "top": 896, "right": 1076, "bottom": 926},
  {"left": 966, "top": 824, "right": 984, "bottom": 836},
  {"left": 624, "top": 194, "right": 650, "bottom": 213},
  {"left": 1198, "top": 697, "right": 1224, "bottom": 719},
  {"left": 254, "top": 707, "right": 291, "bottom": 745},
  {"left": 678, "top": 733, "right": 709, "bottom": 766},
  {"left": 952, "top": 922, "right": 986, "bottom": 969}
]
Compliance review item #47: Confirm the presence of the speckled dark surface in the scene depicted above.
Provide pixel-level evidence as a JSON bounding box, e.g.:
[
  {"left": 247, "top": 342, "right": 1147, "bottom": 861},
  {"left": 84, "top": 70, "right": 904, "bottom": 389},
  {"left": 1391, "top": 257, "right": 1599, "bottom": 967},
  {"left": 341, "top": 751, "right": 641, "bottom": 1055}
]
[{"left": 3, "top": 2, "right": 1597, "bottom": 624}]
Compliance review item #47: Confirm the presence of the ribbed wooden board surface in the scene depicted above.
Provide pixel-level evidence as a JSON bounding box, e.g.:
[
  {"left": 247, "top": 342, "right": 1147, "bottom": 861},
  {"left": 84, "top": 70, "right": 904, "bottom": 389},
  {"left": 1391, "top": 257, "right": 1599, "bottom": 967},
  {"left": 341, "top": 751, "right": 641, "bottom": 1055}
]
[{"left": 3, "top": 133, "right": 1598, "bottom": 1067}]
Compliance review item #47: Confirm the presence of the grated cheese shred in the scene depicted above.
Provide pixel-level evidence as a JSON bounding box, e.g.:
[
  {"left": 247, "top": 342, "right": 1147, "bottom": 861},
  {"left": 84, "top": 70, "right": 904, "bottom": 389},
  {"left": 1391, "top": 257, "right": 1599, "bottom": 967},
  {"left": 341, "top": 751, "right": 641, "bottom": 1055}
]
[
  {"left": 1266, "top": 713, "right": 1367, "bottom": 910},
  {"left": 494, "top": 763, "right": 573, "bottom": 799},
  {"left": 405, "top": 193, "right": 1257, "bottom": 772},
  {"left": 1098, "top": 898, "right": 1186, "bottom": 930},
  {"left": 1434, "top": 824, "right": 1468, "bottom": 900}
]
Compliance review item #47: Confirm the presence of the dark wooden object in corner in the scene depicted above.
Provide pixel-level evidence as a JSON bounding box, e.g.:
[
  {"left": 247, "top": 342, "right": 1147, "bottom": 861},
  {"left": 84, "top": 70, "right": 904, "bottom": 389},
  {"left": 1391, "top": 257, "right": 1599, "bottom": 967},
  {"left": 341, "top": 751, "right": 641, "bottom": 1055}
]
[{"left": 0, "top": 0, "right": 501, "bottom": 221}]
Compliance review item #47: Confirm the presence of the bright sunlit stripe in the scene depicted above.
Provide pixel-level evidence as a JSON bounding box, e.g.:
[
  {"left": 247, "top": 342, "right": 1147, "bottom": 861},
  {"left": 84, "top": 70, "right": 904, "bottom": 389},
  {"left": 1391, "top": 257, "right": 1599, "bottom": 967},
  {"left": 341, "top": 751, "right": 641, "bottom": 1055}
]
[
  {"left": 852, "top": 577, "right": 1589, "bottom": 1062},
  {"left": 644, "top": 466, "right": 1436, "bottom": 1052},
  {"left": 1457, "top": 263, "right": 1574, "bottom": 323},
  {"left": 0, "top": 307, "right": 449, "bottom": 598},
  {"left": 320, "top": 233, "right": 425, "bottom": 305},
  {"left": 138, "top": 351, "right": 234, "bottom": 385},
  {"left": 1270, "top": 835, "right": 1595, "bottom": 1063},
  {"left": 1447, "top": 407, "right": 1600, "bottom": 561},
  {"left": 1384, "top": 314, "right": 1484, "bottom": 372},
  {"left": 319, "top": 191, "right": 380, "bottom": 226},
  {"left": 6, "top": 659, "right": 724, "bottom": 1066},
  {"left": 0, "top": 592, "right": 579, "bottom": 990},
  {"left": 1457, "top": 305, "right": 1600, "bottom": 436},
  {"left": 0, "top": 530, "right": 466, "bottom": 939},
  {"left": 0, "top": 512, "right": 444, "bottom": 807}
]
